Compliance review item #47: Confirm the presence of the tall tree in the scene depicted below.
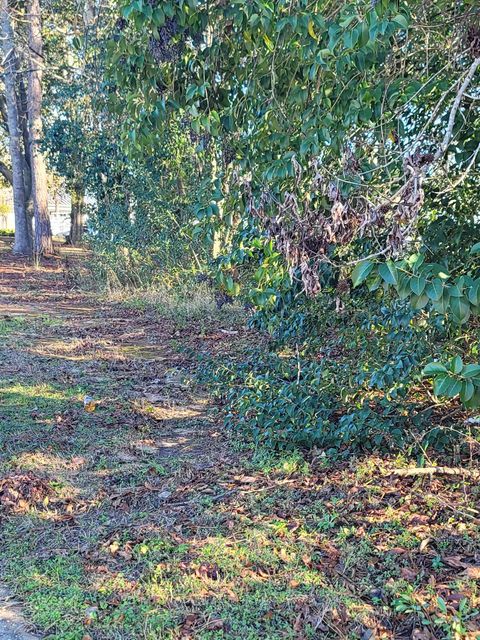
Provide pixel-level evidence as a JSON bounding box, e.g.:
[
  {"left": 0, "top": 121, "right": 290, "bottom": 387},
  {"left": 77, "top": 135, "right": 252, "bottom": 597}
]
[
  {"left": 0, "top": 0, "right": 31, "bottom": 254},
  {"left": 27, "top": 0, "right": 53, "bottom": 255}
]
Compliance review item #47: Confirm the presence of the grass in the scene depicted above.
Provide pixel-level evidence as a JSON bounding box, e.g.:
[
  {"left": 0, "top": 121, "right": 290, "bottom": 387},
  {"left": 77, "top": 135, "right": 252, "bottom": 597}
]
[
  {"left": 0, "top": 315, "right": 62, "bottom": 338},
  {"left": 106, "top": 280, "right": 246, "bottom": 329},
  {"left": 0, "top": 262, "right": 480, "bottom": 639}
]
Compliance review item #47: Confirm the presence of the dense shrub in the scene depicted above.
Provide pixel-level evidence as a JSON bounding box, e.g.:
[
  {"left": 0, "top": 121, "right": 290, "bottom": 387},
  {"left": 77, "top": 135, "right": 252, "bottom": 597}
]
[{"left": 209, "top": 294, "right": 477, "bottom": 455}]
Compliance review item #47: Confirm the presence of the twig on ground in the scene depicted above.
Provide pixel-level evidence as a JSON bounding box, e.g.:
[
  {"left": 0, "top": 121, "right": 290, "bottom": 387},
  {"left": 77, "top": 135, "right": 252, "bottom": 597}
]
[{"left": 392, "top": 466, "right": 480, "bottom": 480}]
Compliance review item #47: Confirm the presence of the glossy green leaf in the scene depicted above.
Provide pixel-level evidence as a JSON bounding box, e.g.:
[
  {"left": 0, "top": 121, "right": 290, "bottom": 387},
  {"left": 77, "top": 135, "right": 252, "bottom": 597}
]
[
  {"left": 397, "top": 273, "right": 411, "bottom": 300},
  {"left": 467, "top": 279, "right": 480, "bottom": 306},
  {"left": 433, "top": 375, "right": 461, "bottom": 398},
  {"left": 450, "top": 296, "right": 471, "bottom": 325},
  {"left": 470, "top": 242, "right": 480, "bottom": 255},
  {"left": 393, "top": 14, "right": 409, "bottom": 30},
  {"left": 378, "top": 260, "right": 397, "bottom": 286},
  {"left": 432, "top": 289, "right": 450, "bottom": 315},
  {"left": 448, "top": 283, "right": 463, "bottom": 297},
  {"left": 422, "top": 362, "right": 448, "bottom": 376},
  {"left": 410, "top": 275, "right": 426, "bottom": 296},
  {"left": 351, "top": 260, "right": 373, "bottom": 288},
  {"left": 411, "top": 293, "right": 429, "bottom": 310},
  {"left": 460, "top": 380, "right": 475, "bottom": 403},
  {"left": 450, "top": 355, "right": 463, "bottom": 374},
  {"left": 465, "top": 387, "right": 480, "bottom": 409},
  {"left": 462, "top": 364, "right": 480, "bottom": 379},
  {"left": 425, "top": 278, "right": 443, "bottom": 302}
]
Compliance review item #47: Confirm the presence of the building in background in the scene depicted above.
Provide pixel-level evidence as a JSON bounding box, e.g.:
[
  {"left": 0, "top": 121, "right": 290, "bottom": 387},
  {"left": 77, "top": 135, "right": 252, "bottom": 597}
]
[{"left": 0, "top": 187, "right": 72, "bottom": 236}]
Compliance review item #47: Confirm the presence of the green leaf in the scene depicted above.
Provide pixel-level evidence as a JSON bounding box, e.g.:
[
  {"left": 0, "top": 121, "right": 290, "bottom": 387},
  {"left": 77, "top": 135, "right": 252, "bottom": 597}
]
[
  {"left": 393, "top": 14, "right": 409, "bottom": 30},
  {"left": 410, "top": 275, "right": 426, "bottom": 296},
  {"left": 378, "top": 260, "right": 398, "bottom": 286},
  {"left": 462, "top": 364, "right": 480, "bottom": 379},
  {"left": 186, "top": 84, "right": 198, "bottom": 101},
  {"left": 465, "top": 387, "right": 480, "bottom": 409},
  {"left": 434, "top": 375, "right": 462, "bottom": 398},
  {"left": 225, "top": 275, "right": 234, "bottom": 292},
  {"left": 122, "top": 2, "right": 136, "bottom": 18},
  {"left": 422, "top": 362, "right": 448, "bottom": 376},
  {"left": 470, "top": 242, "right": 480, "bottom": 255},
  {"left": 429, "top": 263, "right": 450, "bottom": 280},
  {"left": 397, "top": 273, "right": 411, "bottom": 300},
  {"left": 411, "top": 293, "right": 429, "bottom": 310},
  {"left": 408, "top": 253, "right": 425, "bottom": 271},
  {"left": 460, "top": 380, "right": 475, "bottom": 403},
  {"left": 448, "top": 283, "right": 463, "bottom": 297},
  {"left": 437, "top": 597, "right": 448, "bottom": 615},
  {"left": 351, "top": 260, "right": 373, "bottom": 288},
  {"left": 425, "top": 278, "right": 443, "bottom": 302},
  {"left": 367, "top": 275, "right": 381, "bottom": 292},
  {"left": 450, "top": 355, "right": 463, "bottom": 374},
  {"left": 450, "top": 296, "right": 471, "bottom": 325},
  {"left": 339, "top": 15, "right": 356, "bottom": 28},
  {"left": 152, "top": 6, "right": 165, "bottom": 25},
  {"left": 467, "top": 279, "right": 480, "bottom": 306},
  {"left": 432, "top": 289, "right": 450, "bottom": 315},
  {"left": 358, "top": 22, "right": 369, "bottom": 47}
]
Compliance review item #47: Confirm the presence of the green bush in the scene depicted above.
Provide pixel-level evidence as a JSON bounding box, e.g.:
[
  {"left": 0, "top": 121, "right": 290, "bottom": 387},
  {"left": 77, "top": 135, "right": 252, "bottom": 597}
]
[{"left": 208, "top": 295, "right": 476, "bottom": 455}]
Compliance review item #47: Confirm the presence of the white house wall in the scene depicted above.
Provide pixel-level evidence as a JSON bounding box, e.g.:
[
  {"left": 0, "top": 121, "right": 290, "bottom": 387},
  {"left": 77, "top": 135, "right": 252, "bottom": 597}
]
[{"left": 0, "top": 188, "right": 77, "bottom": 236}]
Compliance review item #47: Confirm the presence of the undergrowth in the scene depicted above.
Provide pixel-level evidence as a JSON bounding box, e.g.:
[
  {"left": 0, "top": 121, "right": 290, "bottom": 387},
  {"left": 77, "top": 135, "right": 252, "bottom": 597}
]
[
  {"left": 107, "top": 282, "right": 245, "bottom": 327},
  {"left": 205, "top": 294, "right": 479, "bottom": 460},
  {"left": 0, "top": 251, "right": 479, "bottom": 639}
]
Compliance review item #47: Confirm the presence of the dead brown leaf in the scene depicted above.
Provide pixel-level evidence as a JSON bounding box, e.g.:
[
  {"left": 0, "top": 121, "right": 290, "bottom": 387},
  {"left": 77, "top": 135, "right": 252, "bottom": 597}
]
[
  {"left": 412, "top": 628, "right": 434, "bottom": 640},
  {"left": 442, "top": 555, "right": 470, "bottom": 569},
  {"left": 401, "top": 567, "right": 417, "bottom": 581},
  {"left": 0, "top": 472, "right": 53, "bottom": 513},
  {"left": 462, "top": 565, "right": 480, "bottom": 580}
]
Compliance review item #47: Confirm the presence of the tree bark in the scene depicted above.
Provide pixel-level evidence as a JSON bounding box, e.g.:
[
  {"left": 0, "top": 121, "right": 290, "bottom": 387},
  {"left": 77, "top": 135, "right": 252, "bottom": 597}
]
[
  {"left": 16, "top": 71, "right": 33, "bottom": 203},
  {"left": 0, "top": 0, "right": 31, "bottom": 255},
  {"left": 69, "top": 182, "right": 85, "bottom": 245},
  {"left": 27, "top": 0, "right": 53, "bottom": 256},
  {"left": 15, "top": 69, "right": 33, "bottom": 241}
]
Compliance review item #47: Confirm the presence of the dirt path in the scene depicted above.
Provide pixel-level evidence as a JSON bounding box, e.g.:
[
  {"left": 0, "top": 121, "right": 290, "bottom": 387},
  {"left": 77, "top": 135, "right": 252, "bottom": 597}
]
[{"left": 0, "top": 240, "right": 233, "bottom": 638}]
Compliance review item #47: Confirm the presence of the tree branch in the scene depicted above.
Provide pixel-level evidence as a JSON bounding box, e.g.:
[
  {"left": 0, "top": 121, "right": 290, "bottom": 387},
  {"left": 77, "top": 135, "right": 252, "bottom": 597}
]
[
  {"left": 436, "top": 141, "right": 480, "bottom": 194},
  {"left": 0, "top": 159, "right": 13, "bottom": 184},
  {"left": 434, "top": 57, "right": 480, "bottom": 162}
]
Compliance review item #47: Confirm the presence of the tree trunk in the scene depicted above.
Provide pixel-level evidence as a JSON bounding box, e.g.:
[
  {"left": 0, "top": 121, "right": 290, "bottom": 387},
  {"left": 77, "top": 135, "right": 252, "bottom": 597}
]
[
  {"left": 16, "top": 72, "right": 33, "bottom": 203},
  {"left": 0, "top": 0, "right": 31, "bottom": 255},
  {"left": 27, "top": 0, "right": 53, "bottom": 256},
  {"left": 69, "top": 183, "right": 85, "bottom": 245},
  {"left": 26, "top": 196, "right": 34, "bottom": 242},
  {"left": 16, "top": 68, "right": 33, "bottom": 245}
]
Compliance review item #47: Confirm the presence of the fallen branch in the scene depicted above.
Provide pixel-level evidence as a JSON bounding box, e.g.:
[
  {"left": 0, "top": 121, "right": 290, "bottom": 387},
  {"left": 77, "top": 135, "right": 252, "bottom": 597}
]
[{"left": 392, "top": 466, "right": 480, "bottom": 480}]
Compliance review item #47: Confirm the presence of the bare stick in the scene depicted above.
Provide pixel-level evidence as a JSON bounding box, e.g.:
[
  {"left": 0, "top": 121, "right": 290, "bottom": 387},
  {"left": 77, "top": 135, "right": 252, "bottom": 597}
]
[{"left": 392, "top": 466, "right": 480, "bottom": 480}]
